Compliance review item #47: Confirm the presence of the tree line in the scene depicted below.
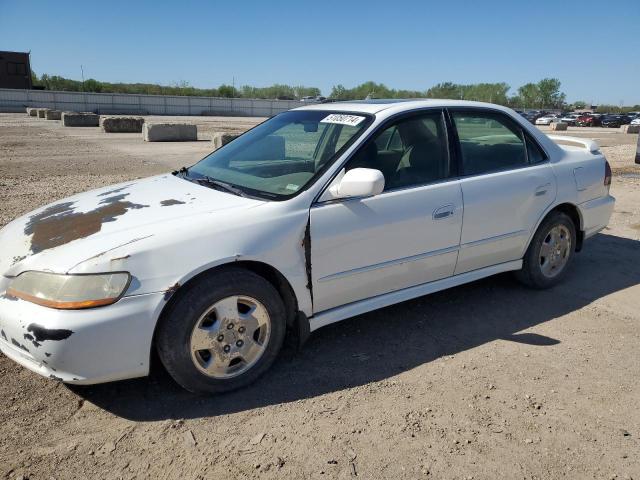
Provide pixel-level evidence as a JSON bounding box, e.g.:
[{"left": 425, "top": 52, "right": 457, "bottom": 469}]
[
  {"left": 330, "top": 78, "right": 568, "bottom": 109},
  {"left": 30, "top": 72, "right": 639, "bottom": 111},
  {"left": 31, "top": 72, "right": 320, "bottom": 100}
]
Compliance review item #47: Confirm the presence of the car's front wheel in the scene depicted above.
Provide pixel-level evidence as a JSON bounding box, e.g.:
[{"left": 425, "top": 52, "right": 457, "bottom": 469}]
[
  {"left": 516, "top": 211, "right": 576, "bottom": 289},
  {"left": 156, "top": 267, "right": 286, "bottom": 394}
]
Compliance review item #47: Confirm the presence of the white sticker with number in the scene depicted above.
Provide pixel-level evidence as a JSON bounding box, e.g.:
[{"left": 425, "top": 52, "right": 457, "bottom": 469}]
[{"left": 320, "top": 114, "right": 366, "bottom": 127}]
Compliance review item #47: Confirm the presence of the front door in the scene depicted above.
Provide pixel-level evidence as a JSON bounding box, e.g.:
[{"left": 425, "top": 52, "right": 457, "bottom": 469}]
[{"left": 310, "top": 110, "right": 464, "bottom": 313}]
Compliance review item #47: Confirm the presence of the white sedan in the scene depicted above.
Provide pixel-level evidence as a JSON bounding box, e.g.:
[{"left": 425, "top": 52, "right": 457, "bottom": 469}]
[
  {"left": 560, "top": 114, "right": 580, "bottom": 126},
  {"left": 0, "top": 100, "right": 615, "bottom": 393},
  {"left": 535, "top": 115, "right": 560, "bottom": 125}
]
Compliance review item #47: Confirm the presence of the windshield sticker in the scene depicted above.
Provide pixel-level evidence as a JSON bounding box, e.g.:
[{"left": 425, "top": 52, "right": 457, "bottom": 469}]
[
  {"left": 320, "top": 114, "right": 366, "bottom": 127},
  {"left": 285, "top": 184, "right": 299, "bottom": 191}
]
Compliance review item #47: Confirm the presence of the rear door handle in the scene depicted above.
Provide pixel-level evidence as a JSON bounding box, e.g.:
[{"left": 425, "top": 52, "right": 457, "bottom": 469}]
[
  {"left": 535, "top": 183, "right": 551, "bottom": 196},
  {"left": 433, "top": 204, "right": 455, "bottom": 220}
]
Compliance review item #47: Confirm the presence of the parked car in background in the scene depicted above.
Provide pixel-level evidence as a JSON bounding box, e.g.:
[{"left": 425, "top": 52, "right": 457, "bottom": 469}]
[
  {"left": 601, "top": 115, "right": 631, "bottom": 128},
  {"left": 560, "top": 114, "right": 580, "bottom": 126},
  {"left": 301, "top": 95, "right": 327, "bottom": 103},
  {"left": 535, "top": 114, "right": 560, "bottom": 125},
  {"left": 576, "top": 114, "right": 601, "bottom": 127},
  {"left": 520, "top": 111, "right": 538, "bottom": 123},
  {"left": 630, "top": 117, "right": 640, "bottom": 125},
  {"left": 0, "top": 100, "right": 616, "bottom": 393}
]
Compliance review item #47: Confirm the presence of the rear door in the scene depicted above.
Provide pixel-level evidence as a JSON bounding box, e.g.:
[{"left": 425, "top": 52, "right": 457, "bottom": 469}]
[{"left": 450, "top": 109, "right": 557, "bottom": 274}]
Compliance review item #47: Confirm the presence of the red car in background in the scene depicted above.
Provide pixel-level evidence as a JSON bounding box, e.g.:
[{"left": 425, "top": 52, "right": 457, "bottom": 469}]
[{"left": 576, "top": 114, "right": 601, "bottom": 127}]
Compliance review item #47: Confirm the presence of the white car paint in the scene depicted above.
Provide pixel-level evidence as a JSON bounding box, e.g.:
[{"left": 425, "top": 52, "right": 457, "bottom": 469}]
[
  {"left": 534, "top": 115, "right": 559, "bottom": 125},
  {"left": 0, "top": 99, "right": 615, "bottom": 384},
  {"left": 631, "top": 117, "right": 640, "bottom": 125},
  {"left": 560, "top": 114, "right": 580, "bottom": 125}
]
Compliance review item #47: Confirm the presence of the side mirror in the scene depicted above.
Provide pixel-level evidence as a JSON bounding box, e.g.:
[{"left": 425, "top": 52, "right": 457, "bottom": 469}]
[{"left": 329, "top": 168, "right": 385, "bottom": 199}]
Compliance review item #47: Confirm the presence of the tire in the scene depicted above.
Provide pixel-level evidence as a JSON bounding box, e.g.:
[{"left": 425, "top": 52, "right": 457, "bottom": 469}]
[
  {"left": 516, "top": 211, "right": 577, "bottom": 289},
  {"left": 156, "top": 267, "right": 286, "bottom": 394}
]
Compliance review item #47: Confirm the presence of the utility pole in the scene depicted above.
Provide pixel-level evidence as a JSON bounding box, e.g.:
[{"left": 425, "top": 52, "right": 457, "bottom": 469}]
[{"left": 80, "top": 65, "right": 85, "bottom": 91}]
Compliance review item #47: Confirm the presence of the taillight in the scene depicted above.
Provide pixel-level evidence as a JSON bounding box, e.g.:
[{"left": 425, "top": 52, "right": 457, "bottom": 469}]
[{"left": 604, "top": 160, "right": 612, "bottom": 189}]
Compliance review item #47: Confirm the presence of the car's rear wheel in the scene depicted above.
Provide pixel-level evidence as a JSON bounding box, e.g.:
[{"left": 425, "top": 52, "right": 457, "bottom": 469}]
[
  {"left": 156, "top": 267, "right": 286, "bottom": 394},
  {"left": 516, "top": 211, "right": 576, "bottom": 289}
]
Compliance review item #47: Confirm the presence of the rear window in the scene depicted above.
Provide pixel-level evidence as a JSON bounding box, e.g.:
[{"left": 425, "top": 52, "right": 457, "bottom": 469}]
[{"left": 452, "top": 111, "right": 527, "bottom": 175}]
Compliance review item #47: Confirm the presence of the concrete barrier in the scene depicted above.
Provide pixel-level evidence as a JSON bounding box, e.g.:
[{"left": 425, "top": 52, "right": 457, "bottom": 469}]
[
  {"left": 210, "top": 132, "right": 239, "bottom": 149},
  {"left": 622, "top": 124, "right": 640, "bottom": 134},
  {"left": 26, "top": 107, "right": 38, "bottom": 116},
  {"left": 143, "top": 123, "right": 197, "bottom": 142},
  {"left": 62, "top": 112, "right": 100, "bottom": 127},
  {"left": 37, "top": 108, "right": 49, "bottom": 119},
  {"left": 551, "top": 122, "right": 568, "bottom": 131},
  {"left": 101, "top": 116, "right": 144, "bottom": 133},
  {"left": 45, "top": 110, "right": 62, "bottom": 120}
]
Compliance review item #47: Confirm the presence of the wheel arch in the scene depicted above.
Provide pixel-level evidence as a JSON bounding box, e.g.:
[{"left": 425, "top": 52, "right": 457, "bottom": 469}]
[
  {"left": 525, "top": 202, "right": 584, "bottom": 254},
  {"left": 149, "top": 260, "right": 302, "bottom": 370}
]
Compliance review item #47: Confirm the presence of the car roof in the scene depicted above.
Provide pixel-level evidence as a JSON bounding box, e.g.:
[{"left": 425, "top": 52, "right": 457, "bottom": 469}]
[{"left": 293, "top": 98, "right": 515, "bottom": 115}]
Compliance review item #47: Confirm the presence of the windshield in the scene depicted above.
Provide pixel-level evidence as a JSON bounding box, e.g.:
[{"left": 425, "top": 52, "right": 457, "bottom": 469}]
[{"left": 187, "top": 110, "right": 372, "bottom": 199}]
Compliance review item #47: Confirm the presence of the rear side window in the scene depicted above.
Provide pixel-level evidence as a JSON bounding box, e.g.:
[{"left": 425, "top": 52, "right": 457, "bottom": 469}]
[{"left": 452, "top": 111, "right": 527, "bottom": 175}]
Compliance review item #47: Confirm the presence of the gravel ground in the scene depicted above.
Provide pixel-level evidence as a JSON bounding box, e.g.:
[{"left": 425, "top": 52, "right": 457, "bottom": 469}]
[{"left": 0, "top": 114, "right": 639, "bottom": 480}]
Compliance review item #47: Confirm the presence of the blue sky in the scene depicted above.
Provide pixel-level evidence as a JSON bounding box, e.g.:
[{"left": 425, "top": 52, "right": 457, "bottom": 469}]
[{"left": 1, "top": 0, "right": 639, "bottom": 104}]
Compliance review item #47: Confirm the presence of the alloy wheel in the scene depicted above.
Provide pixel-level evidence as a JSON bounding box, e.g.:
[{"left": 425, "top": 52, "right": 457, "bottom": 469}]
[
  {"left": 189, "top": 295, "right": 271, "bottom": 379},
  {"left": 539, "top": 225, "right": 572, "bottom": 278}
]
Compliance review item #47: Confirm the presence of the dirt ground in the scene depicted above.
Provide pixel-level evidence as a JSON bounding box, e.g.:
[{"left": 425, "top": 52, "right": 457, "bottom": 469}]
[{"left": 0, "top": 114, "right": 639, "bottom": 480}]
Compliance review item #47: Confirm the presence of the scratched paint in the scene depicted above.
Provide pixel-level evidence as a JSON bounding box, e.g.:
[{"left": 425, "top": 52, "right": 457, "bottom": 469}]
[
  {"left": 24, "top": 194, "right": 148, "bottom": 254},
  {"left": 160, "top": 199, "right": 186, "bottom": 206}
]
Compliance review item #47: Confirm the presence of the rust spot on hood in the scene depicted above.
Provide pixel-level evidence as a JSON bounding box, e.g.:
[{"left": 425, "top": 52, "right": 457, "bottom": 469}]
[
  {"left": 160, "top": 199, "right": 186, "bottom": 207},
  {"left": 24, "top": 194, "right": 148, "bottom": 254}
]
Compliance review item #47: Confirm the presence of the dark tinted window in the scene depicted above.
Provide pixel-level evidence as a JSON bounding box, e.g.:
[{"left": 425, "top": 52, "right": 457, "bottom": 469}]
[
  {"left": 526, "top": 136, "right": 547, "bottom": 164},
  {"left": 7, "top": 62, "right": 26, "bottom": 76},
  {"left": 347, "top": 112, "right": 450, "bottom": 190},
  {"left": 452, "top": 111, "right": 527, "bottom": 175}
]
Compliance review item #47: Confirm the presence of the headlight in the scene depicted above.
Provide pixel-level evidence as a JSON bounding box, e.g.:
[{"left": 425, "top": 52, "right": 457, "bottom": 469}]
[{"left": 6, "top": 271, "right": 131, "bottom": 309}]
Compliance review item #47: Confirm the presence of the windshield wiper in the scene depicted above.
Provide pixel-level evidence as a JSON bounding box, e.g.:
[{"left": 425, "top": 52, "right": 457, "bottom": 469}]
[{"left": 196, "top": 176, "right": 246, "bottom": 197}]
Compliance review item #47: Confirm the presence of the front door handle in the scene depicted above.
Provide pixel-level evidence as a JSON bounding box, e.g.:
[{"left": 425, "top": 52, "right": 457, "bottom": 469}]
[
  {"left": 535, "top": 183, "right": 551, "bottom": 196},
  {"left": 433, "top": 204, "right": 455, "bottom": 220}
]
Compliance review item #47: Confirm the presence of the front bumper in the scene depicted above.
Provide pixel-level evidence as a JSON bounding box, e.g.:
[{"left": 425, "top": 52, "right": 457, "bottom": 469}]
[{"left": 0, "top": 286, "right": 166, "bottom": 384}]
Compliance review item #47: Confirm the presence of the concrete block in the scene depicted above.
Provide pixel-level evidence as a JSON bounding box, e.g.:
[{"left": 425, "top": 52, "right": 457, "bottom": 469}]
[
  {"left": 45, "top": 110, "right": 62, "bottom": 120},
  {"left": 210, "top": 132, "right": 239, "bottom": 149},
  {"left": 622, "top": 124, "right": 640, "bottom": 134},
  {"left": 62, "top": 112, "right": 100, "bottom": 127},
  {"left": 27, "top": 107, "right": 38, "bottom": 116},
  {"left": 551, "top": 122, "right": 568, "bottom": 131},
  {"left": 37, "top": 108, "right": 49, "bottom": 118},
  {"left": 143, "top": 123, "right": 197, "bottom": 142},
  {"left": 101, "top": 116, "right": 144, "bottom": 133}
]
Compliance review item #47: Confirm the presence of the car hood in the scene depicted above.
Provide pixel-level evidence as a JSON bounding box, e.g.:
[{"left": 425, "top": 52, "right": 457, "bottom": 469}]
[{"left": 0, "top": 174, "right": 266, "bottom": 277}]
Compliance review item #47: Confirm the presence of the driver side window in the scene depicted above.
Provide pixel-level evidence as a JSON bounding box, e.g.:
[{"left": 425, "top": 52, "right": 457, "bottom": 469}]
[{"left": 346, "top": 111, "right": 450, "bottom": 191}]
